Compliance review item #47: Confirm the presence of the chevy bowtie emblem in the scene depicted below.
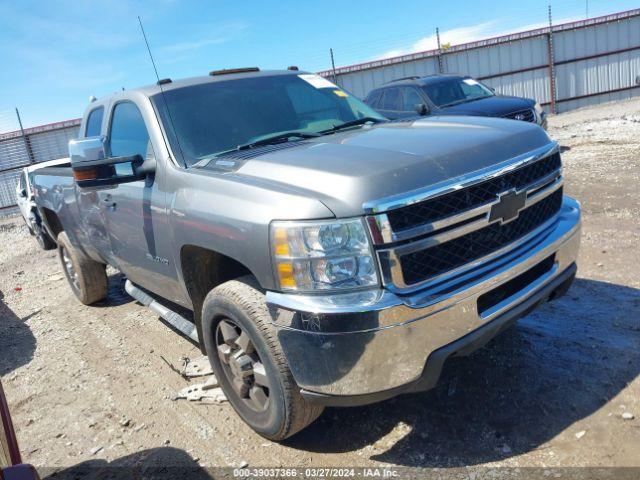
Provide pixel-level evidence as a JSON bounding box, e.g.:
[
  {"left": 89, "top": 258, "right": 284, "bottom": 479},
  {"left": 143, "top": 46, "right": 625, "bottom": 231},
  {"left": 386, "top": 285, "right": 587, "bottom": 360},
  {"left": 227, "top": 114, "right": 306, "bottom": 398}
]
[
  {"left": 514, "top": 113, "right": 526, "bottom": 120},
  {"left": 489, "top": 189, "right": 526, "bottom": 224}
]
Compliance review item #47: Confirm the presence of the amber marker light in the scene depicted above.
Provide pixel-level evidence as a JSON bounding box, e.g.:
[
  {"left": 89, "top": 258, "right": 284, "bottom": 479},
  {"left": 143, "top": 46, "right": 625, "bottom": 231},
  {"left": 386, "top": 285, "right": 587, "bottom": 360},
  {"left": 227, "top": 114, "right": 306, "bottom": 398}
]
[
  {"left": 72, "top": 168, "right": 99, "bottom": 181},
  {"left": 276, "top": 262, "right": 296, "bottom": 289},
  {"left": 273, "top": 227, "right": 290, "bottom": 257}
]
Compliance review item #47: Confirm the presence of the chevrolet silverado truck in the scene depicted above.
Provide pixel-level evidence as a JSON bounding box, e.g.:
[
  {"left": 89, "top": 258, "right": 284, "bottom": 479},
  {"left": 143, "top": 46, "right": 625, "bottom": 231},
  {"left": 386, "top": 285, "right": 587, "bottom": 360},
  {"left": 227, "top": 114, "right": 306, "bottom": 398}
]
[{"left": 32, "top": 68, "right": 581, "bottom": 440}]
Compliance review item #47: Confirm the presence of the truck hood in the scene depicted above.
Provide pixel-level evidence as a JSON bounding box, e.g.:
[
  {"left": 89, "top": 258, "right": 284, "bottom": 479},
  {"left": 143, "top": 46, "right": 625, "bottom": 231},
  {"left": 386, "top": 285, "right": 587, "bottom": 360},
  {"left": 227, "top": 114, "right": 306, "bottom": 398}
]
[
  {"left": 437, "top": 95, "right": 535, "bottom": 117},
  {"left": 227, "top": 116, "right": 552, "bottom": 217}
]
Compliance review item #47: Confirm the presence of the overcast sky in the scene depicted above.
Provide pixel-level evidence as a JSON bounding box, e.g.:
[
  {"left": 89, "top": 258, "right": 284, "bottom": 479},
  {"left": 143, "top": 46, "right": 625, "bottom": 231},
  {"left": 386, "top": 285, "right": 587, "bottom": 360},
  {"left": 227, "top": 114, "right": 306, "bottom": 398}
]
[{"left": 0, "top": 0, "right": 637, "bottom": 128}]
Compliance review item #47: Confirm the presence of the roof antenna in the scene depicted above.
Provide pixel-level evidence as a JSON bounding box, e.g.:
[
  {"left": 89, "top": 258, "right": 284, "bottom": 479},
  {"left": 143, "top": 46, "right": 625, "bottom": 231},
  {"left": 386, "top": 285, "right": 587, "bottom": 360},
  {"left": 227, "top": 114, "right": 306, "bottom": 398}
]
[{"left": 137, "top": 16, "right": 185, "bottom": 164}]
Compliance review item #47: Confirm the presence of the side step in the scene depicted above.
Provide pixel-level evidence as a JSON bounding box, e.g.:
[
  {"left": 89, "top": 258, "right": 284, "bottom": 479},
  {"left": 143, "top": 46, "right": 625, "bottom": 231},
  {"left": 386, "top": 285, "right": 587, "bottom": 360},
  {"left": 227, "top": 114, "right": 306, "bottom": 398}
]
[{"left": 125, "top": 280, "right": 199, "bottom": 343}]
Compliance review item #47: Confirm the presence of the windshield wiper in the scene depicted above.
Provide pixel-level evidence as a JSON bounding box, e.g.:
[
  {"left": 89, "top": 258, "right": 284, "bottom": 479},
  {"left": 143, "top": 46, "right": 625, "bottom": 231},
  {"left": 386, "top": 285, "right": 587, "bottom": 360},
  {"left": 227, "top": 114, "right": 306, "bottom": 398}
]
[
  {"left": 320, "top": 117, "right": 385, "bottom": 133},
  {"left": 439, "top": 96, "right": 488, "bottom": 108},
  {"left": 236, "top": 132, "right": 320, "bottom": 151}
]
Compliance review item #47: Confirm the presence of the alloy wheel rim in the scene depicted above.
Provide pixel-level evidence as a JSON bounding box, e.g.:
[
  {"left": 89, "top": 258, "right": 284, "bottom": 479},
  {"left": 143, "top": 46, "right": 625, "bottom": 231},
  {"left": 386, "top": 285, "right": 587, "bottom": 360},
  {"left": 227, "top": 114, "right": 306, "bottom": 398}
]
[
  {"left": 215, "top": 318, "right": 270, "bottom": 412},
  {"left": 61, "top": 247, "right": 80, "bottom": 290}
]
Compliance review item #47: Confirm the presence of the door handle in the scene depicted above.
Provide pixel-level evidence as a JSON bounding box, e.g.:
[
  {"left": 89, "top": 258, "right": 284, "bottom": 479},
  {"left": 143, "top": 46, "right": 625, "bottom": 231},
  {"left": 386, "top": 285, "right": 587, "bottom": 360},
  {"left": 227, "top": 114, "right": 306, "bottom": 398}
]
[{"left": 102, "top": 194, "right": 116, "bottom": 209}]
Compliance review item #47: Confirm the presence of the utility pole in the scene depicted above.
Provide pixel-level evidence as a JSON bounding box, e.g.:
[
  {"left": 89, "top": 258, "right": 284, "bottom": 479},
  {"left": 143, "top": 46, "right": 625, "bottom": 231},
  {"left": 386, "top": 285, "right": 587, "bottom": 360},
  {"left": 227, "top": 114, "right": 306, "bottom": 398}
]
[
  {"left": 436, "top": 27, "right": 444, "bottom": 74},
  {"left": 330, "top": 48, "right": 338, "bottom": 85},
  {"left": 15, "top": 108, "right": 35, "bottom": 165},
  {"left": 546, "top": 5, "right": 557, "bottom": 114}
]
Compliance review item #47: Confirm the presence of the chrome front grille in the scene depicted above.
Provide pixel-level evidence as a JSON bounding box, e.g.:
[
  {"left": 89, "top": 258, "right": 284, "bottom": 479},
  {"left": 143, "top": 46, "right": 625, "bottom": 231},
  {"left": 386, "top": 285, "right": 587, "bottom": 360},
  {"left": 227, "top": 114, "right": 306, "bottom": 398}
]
[
  {"left": 399, "top": 188, "right": 562, "bottom": 285},
  {"left": 366, "top": 143, "right": 563, "bottom": 291},
  {"left": 387, "top": 152, "right": 560, "bottom": 233},
  {"left": 504, "top": 108, "right": 536, "bottom": 123}
]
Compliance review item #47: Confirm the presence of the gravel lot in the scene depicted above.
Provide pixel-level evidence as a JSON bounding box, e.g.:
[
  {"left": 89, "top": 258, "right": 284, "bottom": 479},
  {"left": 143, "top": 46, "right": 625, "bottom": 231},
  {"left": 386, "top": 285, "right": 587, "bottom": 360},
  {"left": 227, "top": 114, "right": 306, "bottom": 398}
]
[{"left": 1, "top": 97, "right": 639, "bottom": 477}]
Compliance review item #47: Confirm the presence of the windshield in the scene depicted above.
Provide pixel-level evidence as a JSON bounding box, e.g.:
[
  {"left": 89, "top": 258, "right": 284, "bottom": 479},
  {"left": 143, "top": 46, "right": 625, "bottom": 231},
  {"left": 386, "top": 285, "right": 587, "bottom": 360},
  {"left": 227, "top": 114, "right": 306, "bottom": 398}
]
[
  {"left": 422, "top": 77, "right": 494, "bottom": 108},
  {"left": 153, "top": 73, "right": 385, "bottom": 166}
]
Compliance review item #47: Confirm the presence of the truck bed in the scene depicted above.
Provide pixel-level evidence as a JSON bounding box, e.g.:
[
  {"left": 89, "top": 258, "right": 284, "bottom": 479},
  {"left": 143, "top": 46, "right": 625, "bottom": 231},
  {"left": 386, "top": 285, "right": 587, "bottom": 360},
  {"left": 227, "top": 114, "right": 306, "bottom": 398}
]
[
  {"left": 33, "top": 162, "right": 73, "bottom": 177},
  {"left": 32, "top": 161, "right": 75, "bottom": 213}
]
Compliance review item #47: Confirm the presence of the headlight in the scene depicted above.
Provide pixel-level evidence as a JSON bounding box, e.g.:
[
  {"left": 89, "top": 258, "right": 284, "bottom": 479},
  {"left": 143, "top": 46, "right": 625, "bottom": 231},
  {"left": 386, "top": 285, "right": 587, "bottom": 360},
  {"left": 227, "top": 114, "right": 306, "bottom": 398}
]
[
  {"left": 534, "top": 102, "right": 544, "bottom": 117},
  {"left": 271, "top": 218, "right": 379, "bottom": 292}
]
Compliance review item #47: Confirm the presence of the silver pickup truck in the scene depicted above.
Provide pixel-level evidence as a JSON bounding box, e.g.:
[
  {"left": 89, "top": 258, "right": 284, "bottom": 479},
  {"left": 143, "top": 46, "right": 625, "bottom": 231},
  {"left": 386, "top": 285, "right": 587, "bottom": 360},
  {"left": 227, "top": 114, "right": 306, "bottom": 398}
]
[{"left": 33, "top": 68, "right": 581, "bottom": 440}]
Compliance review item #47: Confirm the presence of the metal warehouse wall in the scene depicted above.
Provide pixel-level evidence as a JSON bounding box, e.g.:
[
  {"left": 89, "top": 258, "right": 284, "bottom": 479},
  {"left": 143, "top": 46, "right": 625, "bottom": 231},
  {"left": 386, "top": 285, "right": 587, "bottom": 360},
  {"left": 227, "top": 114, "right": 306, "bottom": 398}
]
[
  {"left": 320, "top": 9, "right": 640, "bottom": 114},
  {"left": 2, "top": 9, "right": 638, "bottom": 217},
  {"left": 0, "top": 117, "right": 80, "bottom": 216}
]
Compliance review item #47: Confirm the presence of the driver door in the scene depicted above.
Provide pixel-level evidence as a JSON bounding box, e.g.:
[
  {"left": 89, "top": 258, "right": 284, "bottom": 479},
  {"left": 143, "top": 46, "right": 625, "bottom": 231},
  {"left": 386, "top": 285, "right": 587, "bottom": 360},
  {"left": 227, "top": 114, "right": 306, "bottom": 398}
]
[{"left": 101, "top": 101, "right": 177, "bottom": 299}]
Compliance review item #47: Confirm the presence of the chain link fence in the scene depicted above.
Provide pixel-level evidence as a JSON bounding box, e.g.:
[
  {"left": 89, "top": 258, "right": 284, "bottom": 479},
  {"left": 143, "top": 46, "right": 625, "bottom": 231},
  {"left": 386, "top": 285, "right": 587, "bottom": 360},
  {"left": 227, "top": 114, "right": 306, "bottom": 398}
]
[{"left": 0, "top": 109, "right": 80, "bottom": 217}]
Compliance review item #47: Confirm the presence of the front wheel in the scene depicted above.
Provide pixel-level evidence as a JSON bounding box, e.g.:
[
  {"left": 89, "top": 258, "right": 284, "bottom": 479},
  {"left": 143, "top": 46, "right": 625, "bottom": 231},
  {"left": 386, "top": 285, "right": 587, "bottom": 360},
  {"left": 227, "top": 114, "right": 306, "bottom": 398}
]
[{"left": 202, "top": 276, "right": 323, "bottom": 440}]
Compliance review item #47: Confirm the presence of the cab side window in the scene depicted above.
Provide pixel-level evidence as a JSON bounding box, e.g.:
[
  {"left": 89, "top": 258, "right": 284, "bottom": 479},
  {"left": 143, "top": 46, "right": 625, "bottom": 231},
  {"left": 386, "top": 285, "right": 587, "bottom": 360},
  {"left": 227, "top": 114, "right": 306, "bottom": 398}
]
[
  {"left": 109, "top": 102, "right": 150, "bottom": 158},
  {"left": 85, "top": 107, "right": 104, "bottom": 137}
]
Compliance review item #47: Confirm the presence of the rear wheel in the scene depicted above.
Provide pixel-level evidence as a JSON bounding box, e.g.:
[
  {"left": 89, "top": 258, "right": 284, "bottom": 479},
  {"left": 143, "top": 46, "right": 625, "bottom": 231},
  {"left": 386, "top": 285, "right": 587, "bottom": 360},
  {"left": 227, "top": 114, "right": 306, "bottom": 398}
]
[
  {"left": 202, "top": 276, "right": 323, "bottom": 440},
  {"left": 57, "top": 231, "right": 108, "bottom": 305},
  {"left": 34, "top": 222, "right": 55, "bottom": 250}
]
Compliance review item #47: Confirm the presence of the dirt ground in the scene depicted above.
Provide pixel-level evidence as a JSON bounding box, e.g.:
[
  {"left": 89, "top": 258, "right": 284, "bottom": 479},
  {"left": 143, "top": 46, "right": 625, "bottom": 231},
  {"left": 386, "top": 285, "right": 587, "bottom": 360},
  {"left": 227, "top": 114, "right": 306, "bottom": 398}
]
[{"left": 1, "top": 97, "right": 639, "bottom": 477}]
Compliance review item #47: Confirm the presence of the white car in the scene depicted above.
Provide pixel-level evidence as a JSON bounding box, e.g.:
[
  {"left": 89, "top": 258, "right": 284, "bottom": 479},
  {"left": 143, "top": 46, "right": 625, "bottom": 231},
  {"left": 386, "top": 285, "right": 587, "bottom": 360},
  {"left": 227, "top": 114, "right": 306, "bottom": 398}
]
[{"left": 15, "top": 158, "right": 69, "bottom": 249}]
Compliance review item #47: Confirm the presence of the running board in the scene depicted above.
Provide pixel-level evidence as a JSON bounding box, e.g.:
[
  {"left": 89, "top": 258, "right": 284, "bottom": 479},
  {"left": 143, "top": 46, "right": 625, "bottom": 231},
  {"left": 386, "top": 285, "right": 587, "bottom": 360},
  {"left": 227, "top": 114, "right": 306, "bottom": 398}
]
[{"left": 125, "top": 280, "right": 199, "bottom": 343}]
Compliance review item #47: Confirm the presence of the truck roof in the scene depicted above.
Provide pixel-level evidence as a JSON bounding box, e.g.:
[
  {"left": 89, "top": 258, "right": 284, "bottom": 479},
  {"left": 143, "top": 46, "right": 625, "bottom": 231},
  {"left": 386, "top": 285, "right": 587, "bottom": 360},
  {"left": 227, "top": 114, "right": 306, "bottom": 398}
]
[
  {"left": 101, "top": 69, "right": 303, "bottom": 100},
  {"left": 375, "top": 74, "right": 470, "bottom": 89}
]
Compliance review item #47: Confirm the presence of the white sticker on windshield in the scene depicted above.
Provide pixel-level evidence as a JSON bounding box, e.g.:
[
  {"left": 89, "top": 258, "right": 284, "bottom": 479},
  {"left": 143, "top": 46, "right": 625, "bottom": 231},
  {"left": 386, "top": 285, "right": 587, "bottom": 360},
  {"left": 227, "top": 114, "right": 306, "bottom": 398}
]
[
  {"left": 463, "top": 78, "right": 479, "bottom": 86},
  {"left": 298, "top": 74, "right": 337, "bottom": 89}
]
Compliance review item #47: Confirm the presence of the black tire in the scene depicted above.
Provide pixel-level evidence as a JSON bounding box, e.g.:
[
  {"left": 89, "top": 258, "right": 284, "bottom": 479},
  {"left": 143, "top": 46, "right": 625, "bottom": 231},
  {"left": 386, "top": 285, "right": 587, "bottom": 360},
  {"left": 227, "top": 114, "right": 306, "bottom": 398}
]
[
  {"left": 202, "top": 276, "right": 323, "bottom": 441},
  {"left": 34, "top": 223, "right": 56, "bottom": 250},
  {"left": 57, "top": 231, "right": 108, "bottom": 305}
]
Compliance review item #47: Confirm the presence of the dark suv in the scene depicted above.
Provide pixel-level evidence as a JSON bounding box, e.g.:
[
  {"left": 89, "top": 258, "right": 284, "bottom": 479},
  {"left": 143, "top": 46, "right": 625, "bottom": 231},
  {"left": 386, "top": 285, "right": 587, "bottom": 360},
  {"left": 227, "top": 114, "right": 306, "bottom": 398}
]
[{"left": 364, "top": 74, "right": 547, "bottom": 129}]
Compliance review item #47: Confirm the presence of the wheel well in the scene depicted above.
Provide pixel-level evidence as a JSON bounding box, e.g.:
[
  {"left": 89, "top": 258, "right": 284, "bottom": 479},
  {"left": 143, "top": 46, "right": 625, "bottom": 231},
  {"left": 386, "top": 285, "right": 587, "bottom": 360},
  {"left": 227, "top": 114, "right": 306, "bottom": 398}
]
[
  {"left": 41, "top": 208, "right": 63, "bottom": 240},
  {"left": 180, "top": 245, "right": 252, "bottom": 350}
]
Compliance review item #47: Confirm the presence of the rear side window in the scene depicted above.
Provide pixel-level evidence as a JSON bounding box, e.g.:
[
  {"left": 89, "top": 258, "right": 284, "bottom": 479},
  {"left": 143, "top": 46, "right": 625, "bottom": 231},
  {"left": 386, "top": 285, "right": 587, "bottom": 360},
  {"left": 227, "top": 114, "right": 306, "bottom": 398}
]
[
  {"left": 109, "top": 102, "right": 150, "bottom": 158},
  {"left": 402, "top": 88, "right": 423, "bottom": 111},
  {"left": 380, "top": 88, "right": 400, "bottom": 110},
  {"left": 85, "top": 107, "right": 104, "bottom": 137}
]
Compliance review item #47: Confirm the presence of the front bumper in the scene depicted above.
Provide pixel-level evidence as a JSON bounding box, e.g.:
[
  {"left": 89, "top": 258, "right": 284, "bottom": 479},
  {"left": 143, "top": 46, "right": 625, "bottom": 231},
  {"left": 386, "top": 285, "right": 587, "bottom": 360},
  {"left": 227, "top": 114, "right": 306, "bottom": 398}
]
[
  {"left": 266, "top": 196, "right": 581, "bottom": 405},
  {"left": 539, "top": 111, "right": 548, "bottom": 130}
]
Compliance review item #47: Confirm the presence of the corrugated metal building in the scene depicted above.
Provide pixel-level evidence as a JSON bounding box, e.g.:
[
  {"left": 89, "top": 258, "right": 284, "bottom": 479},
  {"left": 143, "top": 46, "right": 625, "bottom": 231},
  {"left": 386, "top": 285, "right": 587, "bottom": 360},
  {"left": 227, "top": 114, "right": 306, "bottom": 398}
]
[
  {"left": 1, "top": 8, "right": 638, "bottom": 216},
  {"left": 319, "top": 9, "right": 640, "bottom": 113},
  {"left": 0, "top": 118, "right": 80, "bottom": 216}
]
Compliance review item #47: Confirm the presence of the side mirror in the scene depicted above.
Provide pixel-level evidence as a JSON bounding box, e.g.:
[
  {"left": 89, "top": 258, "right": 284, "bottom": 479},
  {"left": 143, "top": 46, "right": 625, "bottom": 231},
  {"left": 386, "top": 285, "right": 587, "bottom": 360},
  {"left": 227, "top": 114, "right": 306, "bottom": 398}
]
[
  {"left": 68, "top": 136, "right": 153, "bottom": 188},
  {"left": 19, "top": 189, "right": 27, "bottom": 198},
  {"left": 415, "top": 103, "right": 429, "bottom": 116}
]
